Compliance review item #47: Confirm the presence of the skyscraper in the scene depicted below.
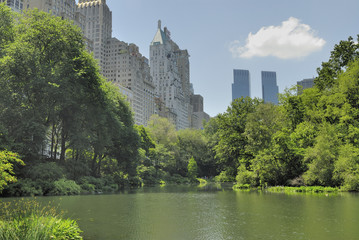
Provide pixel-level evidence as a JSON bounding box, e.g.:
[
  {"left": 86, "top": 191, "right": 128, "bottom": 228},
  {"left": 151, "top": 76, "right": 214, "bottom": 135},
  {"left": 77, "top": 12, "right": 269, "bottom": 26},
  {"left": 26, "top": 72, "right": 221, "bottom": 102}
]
[
  {"left": 262, "top": 71, "right": 279, "bottom": 104},
  {"left": 77, "top": 0, "right": 155, "bottom": 126},
  {"left": 232, "top": 69, "right": 250, "bottom": 101},
  {"left": 150, "top": 20, "right": 191, "bottom": 130},
  {"left": 77, "top": 0, "right": 112, "bottom": 71}
]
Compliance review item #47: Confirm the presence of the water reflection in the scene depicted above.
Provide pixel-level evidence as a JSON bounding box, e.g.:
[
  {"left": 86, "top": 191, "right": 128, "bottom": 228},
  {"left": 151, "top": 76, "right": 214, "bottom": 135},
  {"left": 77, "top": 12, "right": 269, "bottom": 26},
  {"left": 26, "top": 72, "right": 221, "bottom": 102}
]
[{"left": 5, "top": 184, "right": 359, "bottom": 240}]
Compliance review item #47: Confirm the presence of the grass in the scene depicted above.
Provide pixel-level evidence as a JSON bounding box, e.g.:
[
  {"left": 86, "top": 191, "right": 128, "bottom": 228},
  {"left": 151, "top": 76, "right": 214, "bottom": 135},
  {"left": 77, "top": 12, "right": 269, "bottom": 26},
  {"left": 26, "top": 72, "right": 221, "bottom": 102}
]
[
  {"left": 0, "top": 199, "right": 82, "bottom": 240},
  {"left": 267, "top": 186, "right": 339, "bottom": 193}
]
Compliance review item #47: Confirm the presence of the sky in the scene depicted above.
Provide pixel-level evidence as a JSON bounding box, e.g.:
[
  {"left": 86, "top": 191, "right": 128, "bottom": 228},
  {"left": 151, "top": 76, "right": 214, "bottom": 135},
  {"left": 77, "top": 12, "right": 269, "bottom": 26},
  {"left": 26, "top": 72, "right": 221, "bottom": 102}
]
[{"left": 106, "top": 0, "right": 359, "bottom": 117}]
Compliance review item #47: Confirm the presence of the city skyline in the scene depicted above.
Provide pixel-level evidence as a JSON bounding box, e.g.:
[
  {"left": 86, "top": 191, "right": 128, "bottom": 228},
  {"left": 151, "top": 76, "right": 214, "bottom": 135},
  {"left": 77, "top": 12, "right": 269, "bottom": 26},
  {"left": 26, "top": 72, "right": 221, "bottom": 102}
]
[{"left": 106, "top": 0, "right": 359, "bottom": 117}]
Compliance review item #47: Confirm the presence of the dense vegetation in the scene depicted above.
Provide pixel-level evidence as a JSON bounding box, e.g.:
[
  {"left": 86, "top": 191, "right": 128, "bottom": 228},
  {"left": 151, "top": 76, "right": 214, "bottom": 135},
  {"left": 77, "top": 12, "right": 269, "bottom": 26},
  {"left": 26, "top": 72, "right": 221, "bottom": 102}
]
[
  {"left": 1, "top": 3, "right": 359, "bottom": 198},
  {"left": 0, "top": 199, "right": 82, "bottom": 239}
]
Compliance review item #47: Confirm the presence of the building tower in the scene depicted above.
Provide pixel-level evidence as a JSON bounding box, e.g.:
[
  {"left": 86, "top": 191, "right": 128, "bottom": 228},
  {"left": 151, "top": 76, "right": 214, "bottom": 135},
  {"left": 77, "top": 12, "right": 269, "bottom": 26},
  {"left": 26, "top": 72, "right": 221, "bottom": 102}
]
[
  {"left": 261, "top": 71, "right": 279, "bottom": 104},
  {"left": 232, "top": 69, "right": 250, "bottom": 101},
  {"left": 77, "top": 0, "right": 112, "bottom": 71},
  {"left": 105, "top": 38, "right": 155, "bottom": 126},
  {"left": 150, "top": 20, "right": 191, "bottom": 130},
  {"left": 297, "top": 78, "right": 315, "bottom": 94}
]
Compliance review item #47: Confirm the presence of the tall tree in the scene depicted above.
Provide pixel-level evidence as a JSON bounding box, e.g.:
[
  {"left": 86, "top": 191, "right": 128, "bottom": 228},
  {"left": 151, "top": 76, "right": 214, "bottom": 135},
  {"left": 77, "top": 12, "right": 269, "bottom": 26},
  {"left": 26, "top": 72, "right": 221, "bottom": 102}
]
[{"left": 214, "top": 97, "right": 261, "bottom": 178}]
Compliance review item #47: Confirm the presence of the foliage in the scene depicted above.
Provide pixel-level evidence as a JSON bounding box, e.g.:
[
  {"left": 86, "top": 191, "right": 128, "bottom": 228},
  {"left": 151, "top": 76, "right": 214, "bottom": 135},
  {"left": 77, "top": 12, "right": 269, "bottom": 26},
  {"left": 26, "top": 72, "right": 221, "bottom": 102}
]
[
  {"left": 214, "top": 97, "right": 261, "bottom": 179},
  {"left": 3, "top": 179, "right": 43, "bottom": 197},
  {"left": 315, "top": 35, "right": 359, "bottom": 90},
  {"left": 0, "top": 199, "right": 82, "bottom": 239},
  {"left": 0, "top": 151, "right": 24, "bottom": 192},
  {"left": 0, "top": 7, "right": 139, "bottom": 190},
  {"left": 26, "top": 162, "right": 65, "bottom": 182},
  {"left": 214, "top": 170, "right": 235, "bottom": 183},
  {"left": 268, "top": 186, "right": 338, "bottom": 193},
  {"left": 50, "top": 179, "right": 81, "bottom": 196},
  {"left": 187, "top": 157, "right": 198, "bottom": 182}
]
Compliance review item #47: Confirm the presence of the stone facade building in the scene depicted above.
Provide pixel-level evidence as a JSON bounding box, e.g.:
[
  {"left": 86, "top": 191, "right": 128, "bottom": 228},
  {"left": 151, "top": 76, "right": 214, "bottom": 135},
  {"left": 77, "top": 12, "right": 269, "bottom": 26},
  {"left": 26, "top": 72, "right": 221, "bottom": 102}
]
[
  {"left": 77, "top": 0, "right": 111, "bottom": 72},
  {"left": 105, "top": 38, "right": 155, "bottom": 126},
  {"left": 150, "top": 20, "right": 192, "bottom": 130}
]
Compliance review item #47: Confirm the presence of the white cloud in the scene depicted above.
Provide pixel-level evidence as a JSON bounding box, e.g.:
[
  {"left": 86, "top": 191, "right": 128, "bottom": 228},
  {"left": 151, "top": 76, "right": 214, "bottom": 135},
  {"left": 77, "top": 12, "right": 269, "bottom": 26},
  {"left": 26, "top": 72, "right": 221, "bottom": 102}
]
[{"left": 230, "top": 17, "right": 326, "bottom": 59}]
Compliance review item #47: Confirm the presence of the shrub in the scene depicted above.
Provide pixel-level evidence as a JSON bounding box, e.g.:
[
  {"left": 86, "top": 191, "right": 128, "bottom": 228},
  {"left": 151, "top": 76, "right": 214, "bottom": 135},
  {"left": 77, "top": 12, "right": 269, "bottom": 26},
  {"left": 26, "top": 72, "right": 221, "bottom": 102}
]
[
  {"left": 137, "top": 165, "right": 158, "bottom": 185},
  {"left": 3, "top": 179, "right": 43, "bottom": 197},
  {"left": 50, "top": 179, "right": 81, "bottom": 196},
  {"left": 0, "top": 199, "right": 82, "bottom": 239},
  {"left": 214, "top": 170, "right": 235, "bottom": 182},
  {"left": 236, "top": 165, "right": 257, "bottom": 187},
  {"left": 27, "top": 162, "right": 65, "bottom": 181}
]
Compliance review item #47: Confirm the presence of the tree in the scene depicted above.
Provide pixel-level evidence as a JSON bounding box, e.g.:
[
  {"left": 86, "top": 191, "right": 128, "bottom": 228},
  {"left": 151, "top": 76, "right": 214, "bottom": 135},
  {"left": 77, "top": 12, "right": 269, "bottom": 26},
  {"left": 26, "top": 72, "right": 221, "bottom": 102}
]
[
  {"left": 0, "top": 3, "right": 15, "bottom": 56},
  {"left": 187, "top": 157, "right": 198, "bottom": 182},
  {"left": 0, "top": 9, "right": 139, "bottom": 182},
  {"left": 315, "top": 35, "right": 359, "bottom": 90},
  {"left": 303, "top": 124, "right": 339, "bottom": 186},
  {"left": 176, "top": 128, "right": 214, "bottom": 177},
  {"left": 0, "top": 151, "right": 24, "bottom": 192},
  {"left": 214, "top": 97, "right": 261, "bottom": 179},
  {"left": 147, "top": 115, "right": 177, "bottom": 146}
]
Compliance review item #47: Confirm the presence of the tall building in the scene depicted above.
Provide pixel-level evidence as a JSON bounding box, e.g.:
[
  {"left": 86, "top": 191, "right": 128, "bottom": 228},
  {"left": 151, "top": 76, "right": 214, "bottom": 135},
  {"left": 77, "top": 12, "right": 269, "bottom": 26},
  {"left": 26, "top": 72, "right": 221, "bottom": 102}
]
[
  {"left": 262, "top": 71, "right": 279, "bottom": 104},
  {"left": 105, "top": 38, "right": 155, "bottom": 126},
  {"left": 150, "top": 20, "right": 191, "bottom": 130},
  {"left": 191, "top": 94, "right": 203, "bottom": 112},
  {"left": 77, "top": 0, "right": 112, "bottom": 71},
  {"left": 190, "top": 94, "right": 210, "bottom": 129},
  {"left": 232, "top": 69, "right": 250, "bottom": 101},
  {"left": 1, "top": 0, "right": 24, "bottom": 12},
  {"left": 77, "top": 1, "right": 155, "bottom": 126},
  {"left": 297, "top": 78, "right": 315, "bottom": 94}
]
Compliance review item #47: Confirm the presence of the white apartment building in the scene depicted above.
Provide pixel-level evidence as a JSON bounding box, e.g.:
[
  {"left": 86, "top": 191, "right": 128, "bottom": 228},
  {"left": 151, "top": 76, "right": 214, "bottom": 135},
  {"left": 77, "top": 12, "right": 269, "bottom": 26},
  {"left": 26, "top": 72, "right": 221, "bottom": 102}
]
[
  {"left": 105, "top": 38, "right": 155, "bottom": 126},
  {"left": 150, "top": 20, "right": 191, "bottom": 130}
]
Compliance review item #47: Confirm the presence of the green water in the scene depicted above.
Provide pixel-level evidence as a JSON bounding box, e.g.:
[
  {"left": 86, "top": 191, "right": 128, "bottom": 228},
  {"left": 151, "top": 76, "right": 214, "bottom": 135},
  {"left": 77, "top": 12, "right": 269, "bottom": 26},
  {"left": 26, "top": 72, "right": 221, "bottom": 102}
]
[{"left": 15, "top": 185, "right": 359, "bottom": 239}]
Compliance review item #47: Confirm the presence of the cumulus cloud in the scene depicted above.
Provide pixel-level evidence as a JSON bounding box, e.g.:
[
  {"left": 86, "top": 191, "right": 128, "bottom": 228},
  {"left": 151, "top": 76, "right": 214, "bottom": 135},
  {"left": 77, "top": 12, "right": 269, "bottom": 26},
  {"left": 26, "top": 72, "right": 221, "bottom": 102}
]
[{"left": 230, "top": 17, "right": 326, "bottom": 59}]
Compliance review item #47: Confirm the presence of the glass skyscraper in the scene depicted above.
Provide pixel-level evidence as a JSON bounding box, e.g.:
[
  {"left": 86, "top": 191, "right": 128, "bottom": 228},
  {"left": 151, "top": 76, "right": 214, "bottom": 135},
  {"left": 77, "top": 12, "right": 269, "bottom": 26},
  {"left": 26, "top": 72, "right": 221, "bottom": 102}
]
[
  {"left": 232, "top": 69, "right": 250, "bottom": 101},
  {"left": 261, "top": 71, "right": 279, "bottom": 104}
]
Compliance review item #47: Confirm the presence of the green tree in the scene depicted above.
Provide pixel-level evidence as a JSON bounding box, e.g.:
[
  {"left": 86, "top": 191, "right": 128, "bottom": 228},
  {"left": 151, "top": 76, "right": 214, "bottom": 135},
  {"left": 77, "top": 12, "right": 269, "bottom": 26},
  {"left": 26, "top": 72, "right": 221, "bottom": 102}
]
[
  {"left": 0, "top": 9, "right": 139, "bottom": 183},
  {"left": 0, "top": 151, "right": 24, "bottom": 192},
  {"left": 0, "top": 3, "right": 15, "bottom": 56},
  {"left": 147, "top": 115, "right": 177, "bottom": 146},
  {"left": 176, "top": 128, "right": 214, "bottom": 177},
  {"left": 315, "top": 35, "right": 359, "bottom": 90},
  {"left": 303, "top": 124, "right": 339, "bottom": 186},
  {"left": 214, "top": 97, "right": 261, "bottom": 179},
  {"left": 187, "top": 157, "right": 198, "bottom": 182},
  {"left": 333, "top": 143, "right": 359, "bottom": 191}
]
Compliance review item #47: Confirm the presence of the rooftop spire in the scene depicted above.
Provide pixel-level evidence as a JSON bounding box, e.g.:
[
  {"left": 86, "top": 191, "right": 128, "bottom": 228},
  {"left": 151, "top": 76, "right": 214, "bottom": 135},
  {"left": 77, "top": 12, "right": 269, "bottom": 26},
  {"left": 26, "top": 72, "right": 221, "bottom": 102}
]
[{"left": 158, "top": 20, "right": 161, "bottom": 29}]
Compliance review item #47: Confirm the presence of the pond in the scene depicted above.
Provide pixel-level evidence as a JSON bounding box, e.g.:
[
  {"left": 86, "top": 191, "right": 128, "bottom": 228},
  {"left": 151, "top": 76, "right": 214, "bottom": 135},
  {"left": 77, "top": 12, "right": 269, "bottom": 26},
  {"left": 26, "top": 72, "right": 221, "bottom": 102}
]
[{"left": 6, "top": 184, "right": 359, "bottom": 240}]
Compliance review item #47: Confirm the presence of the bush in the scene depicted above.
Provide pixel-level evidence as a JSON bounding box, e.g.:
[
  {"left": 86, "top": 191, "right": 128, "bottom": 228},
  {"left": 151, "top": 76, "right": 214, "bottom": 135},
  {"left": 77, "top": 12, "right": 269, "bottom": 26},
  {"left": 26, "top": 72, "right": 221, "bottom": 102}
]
[
  {"left": 50, "top": 179, "right": 81, "bottom": 196},
  {"left": 137, "top": 165, "right": 158, "bottom": 185},
  {"left": 27, "top": 162, "right": 65, "bottom": 181},
  {"left": 214, "top": 170, "right": 235, "bottom": 183},
  {"left": 165, "top": 174, "right": 190, "bottom": 184},
  {"left": 78, "top": 176, "right": 118, "bottom": 193},
  {"left": 3, "top": 179, "right": 43, "bottom": 197},
  {"left": 0, "top": 199, "right": 82, "bottom": 239},
  {"left": 236, "top": 165, "right": 257, "bottom": 187}
]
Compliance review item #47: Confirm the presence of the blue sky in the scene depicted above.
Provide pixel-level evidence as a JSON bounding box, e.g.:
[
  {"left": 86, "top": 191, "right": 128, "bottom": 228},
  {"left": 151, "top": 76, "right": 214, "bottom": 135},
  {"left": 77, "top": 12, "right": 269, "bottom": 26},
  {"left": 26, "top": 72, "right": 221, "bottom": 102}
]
[{"left": 106, "top": 0, "right": 359, "bottom": 117}]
